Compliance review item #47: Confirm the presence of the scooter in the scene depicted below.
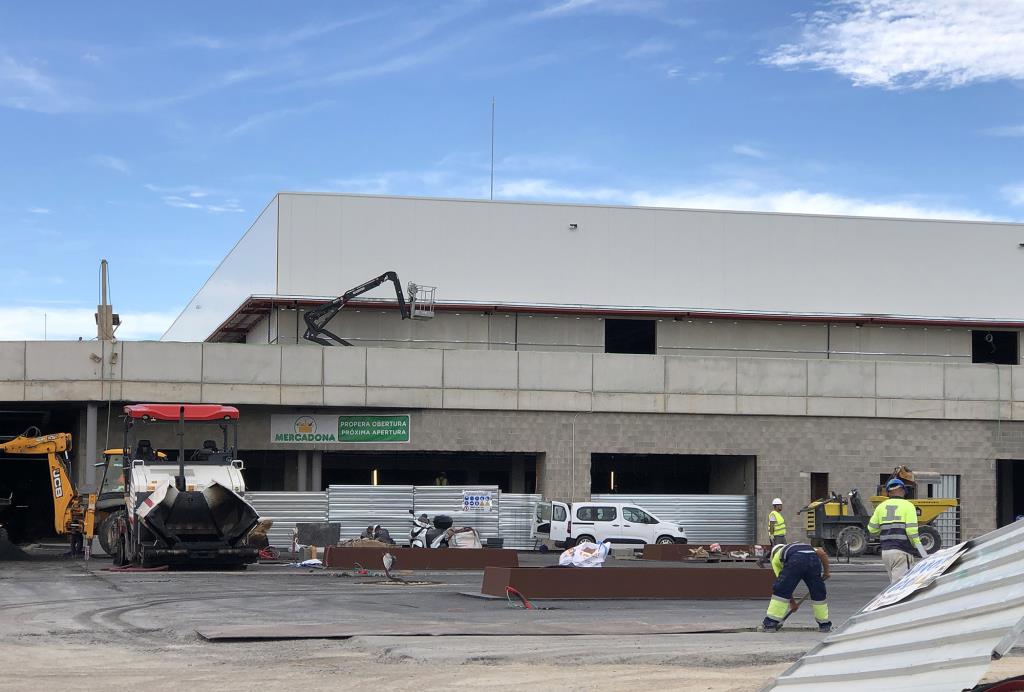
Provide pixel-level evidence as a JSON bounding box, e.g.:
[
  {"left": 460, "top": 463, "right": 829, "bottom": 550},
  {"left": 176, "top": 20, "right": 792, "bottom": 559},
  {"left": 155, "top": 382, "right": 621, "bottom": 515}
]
[{"left": 407, "top": 509, "right": 453, "bottom": 548}]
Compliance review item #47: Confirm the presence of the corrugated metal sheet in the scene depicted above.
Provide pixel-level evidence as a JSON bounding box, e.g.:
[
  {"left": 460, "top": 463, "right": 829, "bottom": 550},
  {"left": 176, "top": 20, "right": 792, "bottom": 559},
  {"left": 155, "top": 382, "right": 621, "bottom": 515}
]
[
  {"left": 327, "top": 485, "right": 414, "bottom": 543},
  {"left": 767, "top": 519, "right": 1024, "bottom": 691},
  {"left": 592, "top": 494, "right": 755, "bottom": 543},
  {"left": 501, "top": 493, "right": 542, "bottom": 550},
  {"left": 412, "top": 486, "right": 501, "bottom": 543},
  {"left": 246, "top": 492, "right": 327, "bottom": 549}
]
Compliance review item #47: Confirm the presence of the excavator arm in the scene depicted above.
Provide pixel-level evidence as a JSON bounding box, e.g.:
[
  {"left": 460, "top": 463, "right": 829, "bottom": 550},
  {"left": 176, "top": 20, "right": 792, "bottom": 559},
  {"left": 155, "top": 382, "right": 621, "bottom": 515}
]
[
  {"left": 0, "top": 429, "right": 94, "bottom": 538},
  {"left": 302, "top": 271, "right": 412, "bottom": 346}
]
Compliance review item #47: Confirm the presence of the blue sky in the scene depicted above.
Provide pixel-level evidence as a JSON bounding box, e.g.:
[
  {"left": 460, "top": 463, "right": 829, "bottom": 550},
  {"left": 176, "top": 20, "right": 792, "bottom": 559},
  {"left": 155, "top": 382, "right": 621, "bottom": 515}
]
[{"left": 2, "top": 0, "right": 1023, "bottom": 340}]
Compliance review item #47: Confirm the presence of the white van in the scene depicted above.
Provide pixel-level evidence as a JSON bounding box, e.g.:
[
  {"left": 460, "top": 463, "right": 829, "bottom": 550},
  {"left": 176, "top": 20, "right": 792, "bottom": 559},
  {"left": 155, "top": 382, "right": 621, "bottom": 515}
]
[{"left": 533, "top": 501, "right": 687, "bottom": 548}]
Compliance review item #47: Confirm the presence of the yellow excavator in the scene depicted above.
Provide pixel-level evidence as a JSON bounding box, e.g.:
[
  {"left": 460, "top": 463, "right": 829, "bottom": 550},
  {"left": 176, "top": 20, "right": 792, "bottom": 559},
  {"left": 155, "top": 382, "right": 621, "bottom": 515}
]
[{"left": 0, "top": 428, "right": 95, "bottom": 555}]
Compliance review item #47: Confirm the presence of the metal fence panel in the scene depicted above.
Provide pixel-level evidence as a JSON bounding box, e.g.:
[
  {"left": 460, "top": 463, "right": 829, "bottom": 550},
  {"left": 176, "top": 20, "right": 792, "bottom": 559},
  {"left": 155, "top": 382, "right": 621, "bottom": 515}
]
[
  {"left": 327, "top": 485, "right": 414, "bottom": 543},
  {"left": 932, "top": 474, "right": 961, "bottom": 548},
  {"left": 591, "top": 494, "right": 755, "bottom": 543},
  {"left": 412, "top": 486, "right": 501, "bottom": 542},
  {"left": 246, "top": 491, "right": 327, "bottom": 549},
  {"left": 500, "top": 493, "right": 542, "bottom": 549}
]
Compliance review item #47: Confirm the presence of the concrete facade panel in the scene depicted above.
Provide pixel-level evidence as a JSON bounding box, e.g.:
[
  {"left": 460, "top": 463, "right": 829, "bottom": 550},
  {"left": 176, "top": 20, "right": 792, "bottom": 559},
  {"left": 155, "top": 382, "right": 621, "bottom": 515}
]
[
  {"left": 121, "top": 381, "right": 203, "bottom": 402},
  {"left": 517, "top": 351, "right": 592, "bottom": 391},
  {"left": 807, "top": 360, "right": 875, "bottom": 398},
  {"left": 366, "top": 387, "right": 443, "bottom": 408},
  {"left": 202, "top": 344, "right": 281, "bottom": 385},
  {"left": 666, "top": 394, "right": 737, "bottom": 414},
  {"left": 0, "top": 382, "right": 24, "bottom": 400},
  {"left": 944, "top": 364, "right": 1000, "bottom": 401},
  {"left": 592, "top": 393, "right": 664, "bottom": 412},
  {"left": 122, "top": 341, "right": 202, "bottom": 382},
  {"left": 807, "top": 397, "right": 876, "bottom": 417},
  {"left": 281, "top": 346, "right": 323, "bottom": 386},
  {"left": 442, "top": 389, "right": 518, "bottom": 410},
  {"left": 25, "top": 342, "right": 107, "bottom": 381},
  {"left": 517, "top": 390, "right": 592, "bottom": 411},
  {"left": 944, "top": 400, "right": 1010, "bottom": 420},
  {"left": 280, "top": 385, "right": 325, "bottom": 406},
  {"left": 665, "top": 356, "right": 736, "bottom": 394},
  {"left": 515, "top": 314, "right": 603, "bottom": 350},
  {"left": 736, "top": 395, "right": 806, "bottom": 416},
  {"left": 875, "top": 398, "right": 945, "bottom": 419},
  {"left": 442, "top": 350, "right": 518, "bottom": 389},
  {"left": 0, "top": 342, "right": 25, "bottom": 379},
  {"left": 324, "top": 386, "right": 367, "bottom": 406},
  {"left": 876, "top": 362, "right": 944, "bottom": 399},
  {"left": 323, "top": 348, "right": 367, "bottom": 386},
  {"left": 366, "top": 348, "right": 442, "bottom": 388},
  {"left": 737, "top": 359, "right": 807, "bottom": 396},
  {"left": 201, "top": 384, "right": 281, "bottom": 405},
  {"left": 593, "top": 354, "right": 664, "bottom": 393},
  {"left": 25, "top": 381, "right": 101, "bottom": 401}
]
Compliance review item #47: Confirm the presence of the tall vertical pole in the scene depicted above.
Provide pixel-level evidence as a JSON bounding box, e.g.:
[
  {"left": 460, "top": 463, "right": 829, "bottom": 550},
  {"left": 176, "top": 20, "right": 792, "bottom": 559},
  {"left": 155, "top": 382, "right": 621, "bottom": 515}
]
[{"left": 490, "top": 97, "right": 495, "bottom": 201}]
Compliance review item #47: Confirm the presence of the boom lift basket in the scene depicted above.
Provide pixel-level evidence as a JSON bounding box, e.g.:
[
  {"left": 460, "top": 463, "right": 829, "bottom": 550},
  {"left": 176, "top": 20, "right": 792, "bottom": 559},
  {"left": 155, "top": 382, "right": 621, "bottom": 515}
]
[{"left": 408, "top": 283, "right": 436, "bottom": 320}]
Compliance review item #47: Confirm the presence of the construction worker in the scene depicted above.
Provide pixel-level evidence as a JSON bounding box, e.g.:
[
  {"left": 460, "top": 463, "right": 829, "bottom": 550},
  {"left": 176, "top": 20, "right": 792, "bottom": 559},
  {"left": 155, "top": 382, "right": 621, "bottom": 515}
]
[
  {"left": 868, "top": 478, "right": 928, "bottom": 583},
  {"left": 767, "top": 498, "right": 787, "bottom": 545},
  {"left": 762, "top": 542, "right": 832, "bottom": 633},
  {"left": 434, "top": 471, "right": 448, "bottom": 486}
]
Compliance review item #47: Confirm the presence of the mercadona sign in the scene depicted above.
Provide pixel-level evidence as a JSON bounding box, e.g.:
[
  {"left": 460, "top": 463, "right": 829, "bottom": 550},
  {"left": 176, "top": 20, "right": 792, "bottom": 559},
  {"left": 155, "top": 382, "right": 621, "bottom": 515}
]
[{"left": 271, "top": 414, "right": 410, "bottom": 444}]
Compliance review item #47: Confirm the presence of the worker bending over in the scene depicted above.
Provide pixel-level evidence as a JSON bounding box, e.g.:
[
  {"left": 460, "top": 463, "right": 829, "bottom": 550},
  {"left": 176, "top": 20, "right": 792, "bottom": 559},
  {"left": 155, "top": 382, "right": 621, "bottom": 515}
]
[
  {"left": 868, "top": 478, "right": 928, "bottom": 583},
  {"left": 767, "top": 498, "right": 787, "bottom": 545},
  {"left": 763, "top": 542, "right": 832, "bottom": 633}
]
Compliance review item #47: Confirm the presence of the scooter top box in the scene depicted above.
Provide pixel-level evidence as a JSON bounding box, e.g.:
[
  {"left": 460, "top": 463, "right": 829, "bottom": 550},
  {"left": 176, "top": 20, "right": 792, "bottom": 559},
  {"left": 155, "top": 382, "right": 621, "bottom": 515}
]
[{"left": 324, "top": 546, "right": 519, "bottom": 570}]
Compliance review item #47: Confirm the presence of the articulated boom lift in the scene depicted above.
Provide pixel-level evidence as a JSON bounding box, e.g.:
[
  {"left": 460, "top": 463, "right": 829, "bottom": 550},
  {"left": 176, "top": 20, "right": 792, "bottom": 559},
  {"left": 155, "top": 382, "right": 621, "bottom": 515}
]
[{"left": 302, "top": 270, "right": 435, "bottom": 346}]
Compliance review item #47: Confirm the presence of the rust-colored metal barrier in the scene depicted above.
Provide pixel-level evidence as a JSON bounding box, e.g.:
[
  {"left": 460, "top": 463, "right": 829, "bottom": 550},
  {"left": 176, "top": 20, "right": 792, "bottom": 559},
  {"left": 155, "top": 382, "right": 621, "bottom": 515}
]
[
  {"left": 481, "top": 565, "right": 774, "bottom": 599},
  {"left": 324, "top": 546, "right": 519, "bottom": 570}
]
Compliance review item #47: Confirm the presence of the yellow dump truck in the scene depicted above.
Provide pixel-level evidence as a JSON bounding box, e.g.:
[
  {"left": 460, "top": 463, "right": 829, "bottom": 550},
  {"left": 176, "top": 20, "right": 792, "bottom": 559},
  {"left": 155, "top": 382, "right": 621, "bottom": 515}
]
[{"left": 801, "top": 466, "right": 958, "bottom": 556}]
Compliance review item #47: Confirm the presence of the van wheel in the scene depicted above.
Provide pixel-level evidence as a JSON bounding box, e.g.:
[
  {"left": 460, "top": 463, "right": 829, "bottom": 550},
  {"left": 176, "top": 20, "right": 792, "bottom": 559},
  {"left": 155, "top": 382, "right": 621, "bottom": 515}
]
[
  {"left": 657, "top": 535, "right": 677, "bottom": 545},
  {"left": 575, "top": 535, "right": 596, "bottom": 546}
]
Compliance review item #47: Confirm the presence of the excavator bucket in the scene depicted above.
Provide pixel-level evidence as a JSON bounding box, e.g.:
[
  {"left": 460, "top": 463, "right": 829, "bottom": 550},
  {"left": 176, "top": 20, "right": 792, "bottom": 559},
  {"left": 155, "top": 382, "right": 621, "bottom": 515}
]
[{"left": 138, "top": 481, "right": 260, "bottom": 565}]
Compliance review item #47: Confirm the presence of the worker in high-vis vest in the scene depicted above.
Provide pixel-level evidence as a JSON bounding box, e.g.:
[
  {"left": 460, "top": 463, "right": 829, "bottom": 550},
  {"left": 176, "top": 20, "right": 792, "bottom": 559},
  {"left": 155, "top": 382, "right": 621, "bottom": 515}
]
[
  {"left": 762, "top": 542, "right": 832, "bottom": 632},
  {"left": 868, "top": 478, "right": 928, "bottom": 584},
  {"left": 767, "top": 498, "right": 787, "bottom": 545}
]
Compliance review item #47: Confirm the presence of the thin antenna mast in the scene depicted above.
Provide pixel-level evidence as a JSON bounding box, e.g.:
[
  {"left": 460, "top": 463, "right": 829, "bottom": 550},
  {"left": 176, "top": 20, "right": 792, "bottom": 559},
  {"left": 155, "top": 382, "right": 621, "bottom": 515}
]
[{"left": 490, "top": 97, "right": 495, "bottom": 201}]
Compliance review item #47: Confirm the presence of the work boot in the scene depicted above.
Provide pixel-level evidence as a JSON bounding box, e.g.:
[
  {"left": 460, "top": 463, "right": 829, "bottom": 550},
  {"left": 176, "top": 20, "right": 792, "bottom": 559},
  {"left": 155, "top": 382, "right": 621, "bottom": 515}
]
[
  {"left": 762, "top": 618, "right": 781, "bottom": 632},
  {"left": 818, "top": 621, "right": 833, "bottom": 633}
]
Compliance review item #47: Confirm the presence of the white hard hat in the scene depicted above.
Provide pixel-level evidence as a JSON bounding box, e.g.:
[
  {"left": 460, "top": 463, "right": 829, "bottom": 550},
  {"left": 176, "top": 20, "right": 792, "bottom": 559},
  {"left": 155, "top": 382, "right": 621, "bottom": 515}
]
[{"left": 772, "top": 498, "right": 783, "bottom": 505}]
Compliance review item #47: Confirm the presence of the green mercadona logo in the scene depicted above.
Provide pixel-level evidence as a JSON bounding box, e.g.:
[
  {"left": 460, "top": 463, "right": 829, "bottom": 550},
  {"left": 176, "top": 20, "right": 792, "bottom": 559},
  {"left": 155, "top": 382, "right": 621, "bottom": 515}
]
[{"left": 274, "top": 416, "right": 338, "bottom": 442}]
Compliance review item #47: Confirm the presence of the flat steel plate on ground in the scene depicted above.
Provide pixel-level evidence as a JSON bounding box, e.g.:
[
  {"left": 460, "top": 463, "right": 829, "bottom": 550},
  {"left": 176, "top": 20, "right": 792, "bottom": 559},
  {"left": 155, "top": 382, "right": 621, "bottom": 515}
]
[
  {"left": 481, "top": 565, "right": 775, "bottom": 599},
  {"left": 196, "top": 620, "right": 744, "bottom": 641}
]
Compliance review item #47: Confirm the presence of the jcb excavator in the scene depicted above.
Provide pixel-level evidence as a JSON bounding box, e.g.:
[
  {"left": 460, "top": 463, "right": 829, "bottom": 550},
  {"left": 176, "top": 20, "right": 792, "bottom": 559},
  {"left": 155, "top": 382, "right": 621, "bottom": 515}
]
[
  {"left": 801, "top": 465, "right": 958, "bottom": 556},
  {"left": 0, "top": 429, "right": 95, "bottom": 554}
]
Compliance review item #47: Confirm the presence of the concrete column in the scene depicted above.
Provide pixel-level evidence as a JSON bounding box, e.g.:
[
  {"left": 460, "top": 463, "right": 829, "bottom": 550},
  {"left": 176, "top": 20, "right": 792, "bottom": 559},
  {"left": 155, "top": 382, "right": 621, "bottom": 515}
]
[
  {"left": 311, "top": 451, "right": 322, "bottom": 492},
  {"left": 85, "top": 404, "right": 98, "bottom": 489},
  {"left": 297, "top": 451, "right": 308, "bottom": 491},
  {"left": 509, "top": 456, "right": 525, "bottom": 493}
]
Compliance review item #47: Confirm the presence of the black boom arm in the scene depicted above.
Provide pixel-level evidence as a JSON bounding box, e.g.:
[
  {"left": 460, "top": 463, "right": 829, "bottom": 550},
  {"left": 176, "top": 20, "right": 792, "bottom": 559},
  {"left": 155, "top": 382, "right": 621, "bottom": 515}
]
[{"left": 302, "top": 271, "right": 410, "bottom": 346}]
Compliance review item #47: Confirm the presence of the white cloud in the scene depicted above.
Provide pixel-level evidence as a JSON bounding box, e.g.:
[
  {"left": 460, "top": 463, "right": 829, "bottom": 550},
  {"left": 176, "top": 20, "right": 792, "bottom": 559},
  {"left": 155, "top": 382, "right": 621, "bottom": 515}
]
[
  {"left": 732, "top": 144, "right": 767, "bottom": 159},
  {"left": 0, "top": 55, "right": 78, "bottom": 113},
  {"left": 523, "top": 0, "right": 664, "bottom": 21},
  {"left": 1002, "top": 183, "right": 1024, "bottom": 206},
  {"left": 623, "top": 38, "right": 673, "bottom": 60},
  {"left": 227, "top": 101, "right": 330, "bottom": 137},
  {"left": 145, "top": 184, "right": 243, "bottom": 213},
  {"left": 0, "top": 307, "right": 178, "bottom": 341},
  {"left": 27, "top": 207, "right": 51, "bottom": 214},
  {"left": 767, "top": 0, "right": 1024, "bottom": 89},
  {"left": 82, "top": 52, "right": 101, "bottom": 64},
  {"left": 983, "top": 124, "right": 1024, "bottom": 137},
  {"left": 93, "top": 155, "right": 131, "bottom": 174},
  {"left": 494, "top": 177, "right": 996, "bottom": 221}
]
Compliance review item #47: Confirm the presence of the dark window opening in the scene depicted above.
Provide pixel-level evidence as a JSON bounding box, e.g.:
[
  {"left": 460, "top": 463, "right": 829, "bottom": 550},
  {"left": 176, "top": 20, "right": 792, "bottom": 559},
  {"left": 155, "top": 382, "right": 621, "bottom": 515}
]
[
  {"left": 997, "top": 460, "right": 1024, "bottom": 527},
  {"left": 591, "top": 453, "right": 755, "bottom": 494},
  {"left": 810, "top": 472, "right": 829, "bottom": 502},
  {"left": 320, "top": 452, "right": 537, "bottom": 493},
  {"left": 605, "top": 319, "right": 656, "bottom": 354},
  {"left": 972, "top": 330, "right": 1018, "bottom": 365}
]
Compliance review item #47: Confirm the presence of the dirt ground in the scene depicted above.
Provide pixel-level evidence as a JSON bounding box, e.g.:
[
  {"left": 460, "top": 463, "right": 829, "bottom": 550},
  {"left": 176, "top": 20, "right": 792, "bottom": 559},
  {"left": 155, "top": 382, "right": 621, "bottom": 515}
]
[{"left": 2, "top": 552, "right": 1022, "bottom": 691}]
